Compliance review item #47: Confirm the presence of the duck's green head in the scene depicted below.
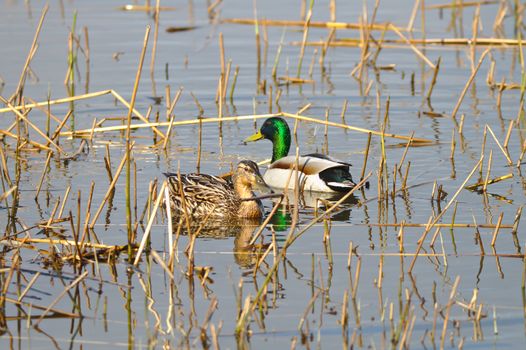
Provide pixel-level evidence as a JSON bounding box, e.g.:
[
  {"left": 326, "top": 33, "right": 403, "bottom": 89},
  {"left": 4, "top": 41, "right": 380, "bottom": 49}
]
[{"left": 244, "top": 117, "right": 291, "bottom": 162}]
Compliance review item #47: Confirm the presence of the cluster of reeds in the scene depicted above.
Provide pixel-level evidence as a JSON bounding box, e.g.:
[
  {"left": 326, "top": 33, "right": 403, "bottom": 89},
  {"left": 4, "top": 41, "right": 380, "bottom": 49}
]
[{"left": 1, "top": 0, "right": 526, "bottom": 348}]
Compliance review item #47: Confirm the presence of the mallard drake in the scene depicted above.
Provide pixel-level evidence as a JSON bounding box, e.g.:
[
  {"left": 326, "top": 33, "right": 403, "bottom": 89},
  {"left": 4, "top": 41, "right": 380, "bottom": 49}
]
[
  {"left": 165, "top": 160, "right": 268, "bottom": 219},
  {"left": 244, "top": 117, "right": 356, "bottom": 193}
]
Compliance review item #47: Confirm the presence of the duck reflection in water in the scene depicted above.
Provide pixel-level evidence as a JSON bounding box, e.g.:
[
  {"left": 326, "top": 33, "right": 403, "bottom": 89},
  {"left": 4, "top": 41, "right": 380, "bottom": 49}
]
[
  {"left": 169, "top": 218, "right": 265, "bottom": 269},
  {"left": 167, "top": 183, "right": 358, "bottom": 269}
]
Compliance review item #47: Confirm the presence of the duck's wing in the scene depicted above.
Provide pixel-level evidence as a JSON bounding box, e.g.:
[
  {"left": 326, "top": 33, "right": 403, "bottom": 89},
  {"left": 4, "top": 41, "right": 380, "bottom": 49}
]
[
  {"left": 303, "top": 153, "right": 352, "bottom": 167},
  {"left": 164, "top": 173, "right": 237, "bottom": 217},
  {"left": 268, "top": 155, "right": 355, "bottom": 192},
  {"left": 269, "top": 155, "right": 349, "bottom": 174}
]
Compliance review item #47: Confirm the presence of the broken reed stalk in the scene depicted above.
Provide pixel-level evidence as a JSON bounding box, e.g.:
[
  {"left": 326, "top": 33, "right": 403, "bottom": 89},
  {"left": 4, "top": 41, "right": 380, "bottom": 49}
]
[
  {"left": 0, "top": 96, "right": 64, "bottom": 154},
  {"left": 10, "top": 4, "right": 49, "bottom": 104},
  {"left": 248, "top": 196, "right": 284, "bottom": 245},
  {"left": 406, "top": 0, "right": 420, "bottom": 31},
  {"left": 163, "top": 186, "right": 174, "bottom": 261},
  {"left": 51, "top": 110, "right": 73, "bottom": 141},
  {"left": 409, "top": 157, "right": 483, "bottom": 273},
  {"left": 0, "top": 89, "right": 112, "bottom": 113},
  {"left": 150, "top": 250, "right": 174, "bottom": 280},
  {"left": 34, "top": 151, "right": 52, "bottom": 200},
  {"left": 229, "top": 66, "right": 240, "bottom": 101},
  {"left": 110, "top": 89, "right": 165, "bottom": 138},
  {"left": 361, "top": 132, "right": 372, "bottom": 180},
  {"left": 451, "top": 48, "right": 491, "bottom": 119},
  {"left": 490, "top": 212, "right": 504, "bottom": 247},
  {"left": 149, "top": 0, "right": 161, "bottom": 77},
  {"left": 281, "top": 112, "right": 430, "bottom": 142},
  {"left": 222, "top": 18, "right": 407, "bottom": 31},
  {"left": 426, "top": 57, "right": 441, "bottom": 100},
  {"left": 162, "top": 88, "right": 183, "bottom": 149},
  {"left": 272, "top": 29, "right": 286, "bottom": 78},
  {"left": 388, "top": 24, "right": 436, "bottom": 69},
  {"left": 253, "top": 0, "right": 261, "bottom": 89},
  {"left": 126, "top": 25, "right": 151, "bottom": 255},
  {"left": 486, "top": 125, "right": 513, "bottom": 164},
  {"left": 133, "top": 181, "right": 167, "bottom": 266},
  {"left": 296, "top": 0, "right": 314, "bottom": 78},
  {"left": 483, "top": 150, "right": 493, "bottom": 192}
]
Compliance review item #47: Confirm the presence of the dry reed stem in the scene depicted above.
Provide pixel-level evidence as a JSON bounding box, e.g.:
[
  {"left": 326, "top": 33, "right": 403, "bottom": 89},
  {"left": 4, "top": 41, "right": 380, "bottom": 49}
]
[
  {"left": 406, "top": 0, "right": 421, "bottom": 31},
  {"left": 61, "top": 113, "right": 282, "bottom": 136},
  {"left": 34, "top": 151, "right": 52, "bottom": 199},
  {"left": 485, "top": 125, "right": 513, "bottom": 164},
  {"left": 409, "top": 157, "right": 483, "bottom": 273},
  {"left": 0, "top": 89, "right": 112, "bottom": 114},
  {"left": 427, "top": 1, "right": 498, "bottom": 9},
  {"left": 248, "top": 196, "right": 284, "bottom": 246},
  {"left": 0, "top": 186, "right": 17, "bottom": 202},
  {"left": 230, "top": 66, "right": 240, "bottom": 101},
  {"left": 51, "top": 110, "right": 73, "bottom": 141},
  {"left": 164, "top": 186, "right": 173, "bottom": 261},
  {"left": 426, "top": 57, "right": 441, "bottom": 100},
  {"left": 301, "top": 37, "right": 526, "bottom": 47},
  {"left": 150, "top": 249, "right": 174, "bottom": 280},
  {"left": 110, "top": 89, "right": 165, "bottom": 138},
  {"left": 389, "top": 24, "right": 436, "bottom": 69},
  {"left": 23, "top": 96, "right": 68, "bottom": 127},
  {"left": 282, "top": 112, "right": 431, "bottom": 142},
  {"left": 12, "top": 237, "right": 117, "bottom": 249},
  {"left": 222, "top": 18, "right": 407, "bottom": 31},
  {"left": 149, "top": 0, "right": 161, "bottom": 77},
  {"left": 0, "top": 96, "right": 64, "bottom": 153},
  {"left": 133, "top": 181, "right": 167, "bottom": 266},
  {"left": 503, "top": 120, "right": 514, "bottom": 151},
  {"left": 0, "top": 129, "right": 51, "bottom": 151},
  {"left": 162, "top": 88, "right": 183, "bottom": 149},
  {"left": 9, "top": 4, "right": 48, "bottom": 103},
  {"left": 451, "top": 49, "right": 491, "bottom": 119},
  {"left": 490, "top": 212, "right": 504, "bottom": 247},
  {"left": 361, "top": 133, "right": 372, "bottom": 180},
  {"left": 483, "top": 150, "right": 493, "bottom": 192},
  {"left": 18, "top": 271, "right": 41, "bottom": 302},
  {"left": 365, "top": 222, "right": 512, "bottom": 229}
]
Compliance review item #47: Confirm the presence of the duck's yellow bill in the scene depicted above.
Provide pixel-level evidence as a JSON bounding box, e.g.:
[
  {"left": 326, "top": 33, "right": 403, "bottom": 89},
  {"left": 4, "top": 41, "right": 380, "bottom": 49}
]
[{"left": 244, "top": 131, "right": 264, "bottom": 142}]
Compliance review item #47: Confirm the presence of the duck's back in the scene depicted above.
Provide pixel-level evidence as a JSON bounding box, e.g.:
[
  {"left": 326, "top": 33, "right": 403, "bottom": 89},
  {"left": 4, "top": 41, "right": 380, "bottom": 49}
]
[{"left": 165, "top": 173, "right": 240, "bottom": 218}]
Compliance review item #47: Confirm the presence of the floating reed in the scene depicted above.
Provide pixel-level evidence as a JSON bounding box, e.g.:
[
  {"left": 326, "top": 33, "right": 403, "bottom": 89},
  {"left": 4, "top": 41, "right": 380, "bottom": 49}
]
[
  {"left": 295, "top": 37, "right": 526, "bottom": 47},
  {"left": 222, "top": 18, "right": 407, "bottom": 31}
]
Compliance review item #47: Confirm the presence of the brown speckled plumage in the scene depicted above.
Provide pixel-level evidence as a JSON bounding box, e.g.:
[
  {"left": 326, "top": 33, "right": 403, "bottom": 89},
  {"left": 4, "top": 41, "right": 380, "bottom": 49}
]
[{"left": 165, "top": 160, "right": 266, "bottom": 219}]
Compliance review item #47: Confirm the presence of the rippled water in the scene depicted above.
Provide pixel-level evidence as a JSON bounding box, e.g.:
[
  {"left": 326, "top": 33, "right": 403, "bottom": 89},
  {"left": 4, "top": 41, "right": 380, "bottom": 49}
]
[{"left": 1, "top": 0, "right": 525, "bottom": 349}]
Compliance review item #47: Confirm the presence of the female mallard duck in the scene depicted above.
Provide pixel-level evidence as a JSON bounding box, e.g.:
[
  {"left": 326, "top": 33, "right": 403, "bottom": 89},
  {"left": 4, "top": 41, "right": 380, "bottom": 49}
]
[
  {"left": 165, "top": 160, "right": 268, "bottom": 219},
  {"left": 244, "top": 117, "right": 356, "bottom": 193}
]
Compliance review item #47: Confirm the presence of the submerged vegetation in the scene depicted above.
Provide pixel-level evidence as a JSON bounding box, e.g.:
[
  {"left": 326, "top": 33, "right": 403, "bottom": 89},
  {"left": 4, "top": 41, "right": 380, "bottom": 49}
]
[{"left": 1, "top": 0, "right": 526, "bottom": 349}]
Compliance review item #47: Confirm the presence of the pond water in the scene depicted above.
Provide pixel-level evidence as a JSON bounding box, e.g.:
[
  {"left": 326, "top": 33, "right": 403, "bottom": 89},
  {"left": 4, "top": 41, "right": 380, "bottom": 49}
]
[{"left": 1, "top": 0, "right": 525, "bottom": 349}]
